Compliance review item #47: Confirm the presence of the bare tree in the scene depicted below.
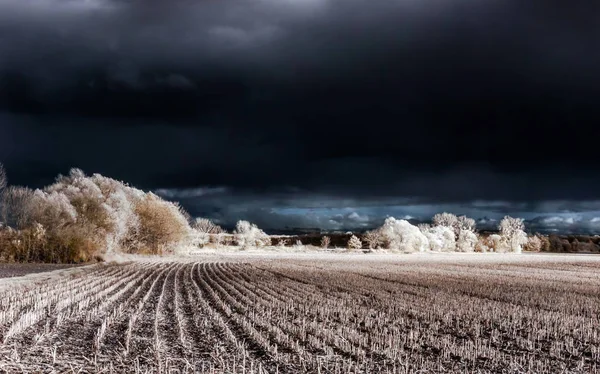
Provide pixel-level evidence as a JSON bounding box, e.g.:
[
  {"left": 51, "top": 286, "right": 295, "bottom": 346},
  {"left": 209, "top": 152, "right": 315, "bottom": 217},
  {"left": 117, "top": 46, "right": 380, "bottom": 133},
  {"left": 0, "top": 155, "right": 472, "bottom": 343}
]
[
  {"left": 0, "top": 163, "right": 6, "bottom": 193},
  {"left": 363, "top": 230, "right": 382, "bottom": 249},
  {"left": 320, "top": 235, "right": 331, "bottom": 249},
  {"left": 193, "top": 217, "right": 224, "bottom": 234},
  {"left": 1, "top": 186, "right": 34, "bottom": 229}
]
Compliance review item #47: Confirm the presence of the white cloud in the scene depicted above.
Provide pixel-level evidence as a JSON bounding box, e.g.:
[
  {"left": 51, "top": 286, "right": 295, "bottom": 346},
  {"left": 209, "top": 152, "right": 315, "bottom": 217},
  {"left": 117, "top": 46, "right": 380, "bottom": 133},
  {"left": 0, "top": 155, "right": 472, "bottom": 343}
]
[{"left": 348, "top": 211, "right": 369, "bottom": 222}]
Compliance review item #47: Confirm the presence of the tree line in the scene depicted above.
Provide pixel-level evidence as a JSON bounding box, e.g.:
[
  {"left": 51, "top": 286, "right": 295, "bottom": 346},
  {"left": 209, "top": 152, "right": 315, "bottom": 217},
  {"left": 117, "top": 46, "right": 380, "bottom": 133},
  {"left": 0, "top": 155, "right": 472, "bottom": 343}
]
[{"left": 0, "top": 164, "right": 543, "bottom": 263}]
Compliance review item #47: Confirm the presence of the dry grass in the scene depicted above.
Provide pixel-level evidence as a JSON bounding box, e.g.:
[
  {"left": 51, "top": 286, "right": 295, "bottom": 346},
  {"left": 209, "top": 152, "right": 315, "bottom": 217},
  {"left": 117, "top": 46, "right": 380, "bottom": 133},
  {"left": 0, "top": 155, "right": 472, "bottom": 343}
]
[{"left": 0, "top": 253, "right": 599, "bottom": 373}]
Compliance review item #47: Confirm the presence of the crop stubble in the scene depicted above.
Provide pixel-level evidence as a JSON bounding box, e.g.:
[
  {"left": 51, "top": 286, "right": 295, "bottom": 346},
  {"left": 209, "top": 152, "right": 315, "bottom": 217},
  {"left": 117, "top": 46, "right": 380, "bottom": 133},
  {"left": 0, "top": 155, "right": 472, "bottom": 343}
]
[{"left": 0, "top": 254, "right": 599, "bottom": 373}]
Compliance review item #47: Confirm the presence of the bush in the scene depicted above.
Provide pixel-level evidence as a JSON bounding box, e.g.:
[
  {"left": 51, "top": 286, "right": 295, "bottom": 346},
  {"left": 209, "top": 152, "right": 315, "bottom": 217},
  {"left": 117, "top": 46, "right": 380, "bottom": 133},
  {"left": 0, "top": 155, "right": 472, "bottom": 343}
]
[
  {"left": 193, "top": 218, "right": 224, "bottom": 234},
  {"left": 234, "top": 220, "right": 271, "bottom": 248},
  {"left": 0, "top": 168, "right": 193, "bottom": 262},
  {"left": 456, "top": 230, "right": 478, "bottom": 252},
  {"left": 347, "top": 235, "right": 362, "bottom": 250},
  {"left": 524, "top": 235, "right": 543, "bottom": 252},
  {"left": 132, "top": 193, "right": 191, "bottom": 254},
  {"left": 376, "top": 217, "right": 429, "bottom": 252},
  {"left": 421, "top": 225, "right": 455, "bottom": 252}
]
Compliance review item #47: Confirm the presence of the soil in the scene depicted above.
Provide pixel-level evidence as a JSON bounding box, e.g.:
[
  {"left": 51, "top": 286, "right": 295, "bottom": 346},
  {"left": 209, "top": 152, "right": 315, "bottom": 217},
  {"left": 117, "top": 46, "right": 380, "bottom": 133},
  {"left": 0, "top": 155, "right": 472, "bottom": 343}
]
[{"left": 0, "top": 263, "right": 87, "bottom": 279}]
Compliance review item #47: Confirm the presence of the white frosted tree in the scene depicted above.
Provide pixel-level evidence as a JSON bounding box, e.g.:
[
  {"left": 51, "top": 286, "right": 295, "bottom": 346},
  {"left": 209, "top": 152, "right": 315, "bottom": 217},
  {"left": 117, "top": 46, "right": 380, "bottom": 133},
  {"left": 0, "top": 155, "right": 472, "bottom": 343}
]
[
  {"left": 455, "top": 216, "right": 477, "bottom": 252},
  {"left": 432, "top": 212, "right": 478, "bottom": 252},
  {"left": 347, "top": 235, "right": 362, "bottom": 251},
  {"left": 499, "top": 216, "right": 527, "bottom": 253},
  {"left": 432, "top": 213, "right": 458, "bottom": 231},
  {"left": 421, "top": 225, "right": 456, "bottom": 252},
  {"left": 234, "top": 220, "right": 271, "bottom": 248},
  {"left": 378, "top": 217, "right": 429, "bottom": 253},
  {"left": 457, "top": 215, "right": 476, "bottom": 233},
  {"left": 363, "top": 229, "right": 382, "bottom": 249},
  {"left": 456, "top": 230, "right": 478, "bottom": 252},
  {"left": 320, "top": 235, "right": 331, "bottom": 249}
]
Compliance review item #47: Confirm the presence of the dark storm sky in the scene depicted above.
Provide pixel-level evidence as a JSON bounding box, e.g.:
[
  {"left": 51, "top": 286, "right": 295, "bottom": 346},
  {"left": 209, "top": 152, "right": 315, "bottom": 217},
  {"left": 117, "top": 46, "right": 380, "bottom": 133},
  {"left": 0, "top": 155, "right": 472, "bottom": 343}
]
[{"left": 1, "top": 0, "right": 600, "bottom": 233}]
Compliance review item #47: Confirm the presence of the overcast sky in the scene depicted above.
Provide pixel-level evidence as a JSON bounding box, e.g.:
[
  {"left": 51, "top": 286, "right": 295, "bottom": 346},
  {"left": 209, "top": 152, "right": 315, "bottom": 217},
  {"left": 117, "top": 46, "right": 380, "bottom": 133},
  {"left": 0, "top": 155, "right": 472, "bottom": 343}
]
[{"left": 1, "top": 0, "right": 600, "bottom": 233}]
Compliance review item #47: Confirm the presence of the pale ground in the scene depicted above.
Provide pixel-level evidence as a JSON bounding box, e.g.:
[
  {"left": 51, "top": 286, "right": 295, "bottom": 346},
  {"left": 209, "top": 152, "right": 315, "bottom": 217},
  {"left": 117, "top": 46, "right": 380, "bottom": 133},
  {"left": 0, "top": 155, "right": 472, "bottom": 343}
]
[
  {"left": 1, "top": 249, "right": 599, "bottom": 373},
  {"left": 2, "top": 249, "right": 599, "bottom": 294},
  {"left": 0, "top": 263, "right": 97, "bottom": 292}
]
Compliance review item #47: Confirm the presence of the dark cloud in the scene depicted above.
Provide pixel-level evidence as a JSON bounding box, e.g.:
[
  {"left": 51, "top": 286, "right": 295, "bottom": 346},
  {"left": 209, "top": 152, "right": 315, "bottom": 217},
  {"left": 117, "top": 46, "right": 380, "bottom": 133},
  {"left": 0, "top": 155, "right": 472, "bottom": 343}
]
[{"left": 1, "top": 0, "right": 600, "bottom": 231}]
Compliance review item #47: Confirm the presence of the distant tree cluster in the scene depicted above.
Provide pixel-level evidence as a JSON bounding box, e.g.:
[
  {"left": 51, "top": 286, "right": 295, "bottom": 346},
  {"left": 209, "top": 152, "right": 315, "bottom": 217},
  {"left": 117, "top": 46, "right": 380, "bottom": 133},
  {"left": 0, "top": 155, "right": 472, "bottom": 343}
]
[
  {"left": 0, "top": 166, "right": 192, "bottom": 262},
  {"left": 0, "top": 163, "right": 546, "bottom": 261},
  {"left": 362, "top": 213, "right": 529, "bottom": 253}
]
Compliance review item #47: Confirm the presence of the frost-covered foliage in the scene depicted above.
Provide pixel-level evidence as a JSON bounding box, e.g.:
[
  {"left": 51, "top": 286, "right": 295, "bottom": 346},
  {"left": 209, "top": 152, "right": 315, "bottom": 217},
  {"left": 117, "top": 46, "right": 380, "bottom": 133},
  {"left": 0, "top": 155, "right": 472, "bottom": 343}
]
[
  {"left": 422, "top": 225, "right": 456, "bottom": 252},
  {"left": 189, "top": 231, "right": 210, "bottom": 249},
  {"left": 457, "top": 216, "right": 476, "bottom": 233},
  {"left": 376, "top": 218, "right": 429, "bottom": 253},
  {"left": 525, "top": 235, "right": 543, "bottom": 252},
  {"left": 456, "top": 230, "right": 478, "bottom": 252},
  {"left": 485, "top": 234, "right": 504, "bottom": 253},
  {"left": 0, "top": 168, "right": 193, "bottom": 262},
  {"left": 431, "top": 212, "right": 477, "bottom": 252},
  {"left": 347, "top": 235, "right": 362, "bottom": 250},
  {"left": 132, "top": 192, "right": 191, "bottom": 254},
  {"left": 193, "top": 218, "right": 224, "bottom": 234},
  {"left": 432, "top": 212, "right": 475, "bottom": 237},
  {"left": 432, "top": 213, "right": 458, "bottom": 231},
  {"left": 234, "top": 220, "right": 271, "bottom": 248},
  {"left": 190, "top": 218, "right": 224, "bottom": 250},
  {"left": 320, "top": 235, "right": 330, "bottom": 249},
  {"left": 363, "top": 230, "right": 383, "bottom": 249},
  {"left": 499, "top": 216, "right": 527, "bottom": 253}
]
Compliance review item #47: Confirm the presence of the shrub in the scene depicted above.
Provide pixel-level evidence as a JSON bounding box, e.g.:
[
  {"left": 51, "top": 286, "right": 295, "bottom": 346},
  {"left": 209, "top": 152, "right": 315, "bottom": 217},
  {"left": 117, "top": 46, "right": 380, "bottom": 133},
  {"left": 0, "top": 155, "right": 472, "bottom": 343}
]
[
  {"left": 486, "top": 234, "right": 504, "bottom": 252},
  {"left": 524, "top": 234, "right": 543, "bottom": 252},
  {"left": 347, "top": 235, "right": 362, "bottom": 250},
  {"left": 132, "top": 193, "right": 191, "bottom": 254},
  {"left": 456, "top": 230, "right": 478, "bottom": 252},
  {"left": 234, "top": 220, "right": 271, "bottom": 248},
  {"left": 193, "top": 218, "right": 224, "bottom": 234},
  {"left": 377, "top": 217, "right": 429, "bottom": 252},
  {"left": 421, "top": 225, "right": 455, "bottom": 252},
  {"left": 0, "top": 167, "right": 194, "bottom": 261}
]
